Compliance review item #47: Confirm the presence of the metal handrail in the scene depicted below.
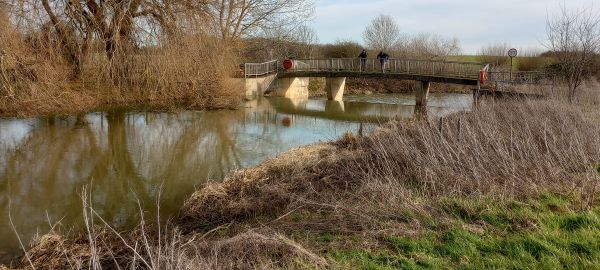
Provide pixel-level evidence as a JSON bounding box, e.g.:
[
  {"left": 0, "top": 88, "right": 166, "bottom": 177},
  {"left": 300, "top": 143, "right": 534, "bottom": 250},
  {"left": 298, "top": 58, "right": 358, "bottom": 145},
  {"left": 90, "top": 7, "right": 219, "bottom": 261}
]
[
  {"left": 244, "top": 60, "right": 278, "bottom": 78},
  {"left": 289, "top": 58, "right": 486, "bottom": 79},
  {"left": 244, "top": 58, "right": 489, "bottom": 81},
  {"left": 293, "top": 57, "right": 486, "bottom": 65}
]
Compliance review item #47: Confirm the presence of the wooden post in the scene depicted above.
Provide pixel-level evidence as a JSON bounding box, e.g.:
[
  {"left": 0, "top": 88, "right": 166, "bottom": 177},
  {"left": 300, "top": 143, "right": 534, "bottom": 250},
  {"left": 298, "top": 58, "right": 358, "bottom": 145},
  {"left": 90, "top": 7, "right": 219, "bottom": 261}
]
[{"left": 414, "top": 81, "right": 430, "bottom": 116}]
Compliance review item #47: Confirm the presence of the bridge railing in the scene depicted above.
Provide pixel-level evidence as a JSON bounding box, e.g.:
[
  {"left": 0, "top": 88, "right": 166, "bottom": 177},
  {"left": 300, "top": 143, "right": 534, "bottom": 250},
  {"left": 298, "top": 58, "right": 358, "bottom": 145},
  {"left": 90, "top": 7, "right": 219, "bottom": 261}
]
[
  {"left": 244, "top": 60, "right": 278, "bottom": 78},
  {"left": 487, "top": 71, "right": 552, "bottom": 85},
  {"left": 291, "top": 58, "right": 486, "bottom": 79}
]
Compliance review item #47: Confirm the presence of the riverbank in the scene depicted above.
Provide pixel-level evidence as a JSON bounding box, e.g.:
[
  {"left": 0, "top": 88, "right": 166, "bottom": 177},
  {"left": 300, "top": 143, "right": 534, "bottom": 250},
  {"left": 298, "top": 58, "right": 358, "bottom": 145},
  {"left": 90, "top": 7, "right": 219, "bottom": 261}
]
[
  {"left": 0, "top": 76, "right": 243, "bottom": 118},
  {"left": 3, "top": 98, "right": 599, "bottom": 269}
]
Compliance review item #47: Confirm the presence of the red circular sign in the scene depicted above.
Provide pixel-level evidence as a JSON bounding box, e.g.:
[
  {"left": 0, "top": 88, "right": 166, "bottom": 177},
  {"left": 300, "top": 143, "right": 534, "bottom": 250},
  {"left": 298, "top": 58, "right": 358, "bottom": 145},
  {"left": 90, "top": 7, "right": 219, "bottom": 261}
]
[{"left": 283, "top": 59, "right": 294, "bottom": 70}]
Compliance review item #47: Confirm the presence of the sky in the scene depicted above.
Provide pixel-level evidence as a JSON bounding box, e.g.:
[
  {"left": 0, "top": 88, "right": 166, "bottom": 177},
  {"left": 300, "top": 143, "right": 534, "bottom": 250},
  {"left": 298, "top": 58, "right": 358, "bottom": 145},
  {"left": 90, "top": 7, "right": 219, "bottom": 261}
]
[{"left": 311, "top": 0, "right": 598, "bottom": 54}]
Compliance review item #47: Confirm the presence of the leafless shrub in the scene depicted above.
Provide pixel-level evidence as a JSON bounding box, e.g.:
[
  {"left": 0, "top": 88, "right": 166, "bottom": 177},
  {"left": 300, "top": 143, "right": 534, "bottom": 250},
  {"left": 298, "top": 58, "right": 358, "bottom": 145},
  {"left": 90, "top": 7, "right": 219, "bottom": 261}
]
[
  {"left": 242, "top": 24, "right": 319, "bottom": 61},
  {"left": 320, "top": 40, "right": 363, "bottom": 58},
  {"left": 545, "top": 4, "right": 600, "bottom": 103},
  {"left": 517, "top": 57, "right": 549, "bottom": 71},
  {"left": 361, "top": 15, "right": 460, "bottom": 59},
  {"left": 359, "top": 101, "right": 600, "bottom": 203},
  {"left": 398, "top": 33, "right": 461, "bottom": 59},
  {"left": 478, "top": 42, "right": 510, "bottom": 66}
]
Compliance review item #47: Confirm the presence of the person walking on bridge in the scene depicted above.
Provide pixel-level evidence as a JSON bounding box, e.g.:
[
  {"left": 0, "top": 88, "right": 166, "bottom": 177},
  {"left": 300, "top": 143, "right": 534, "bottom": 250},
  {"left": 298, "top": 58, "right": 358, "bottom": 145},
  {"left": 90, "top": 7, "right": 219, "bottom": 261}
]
[
  {"left": 377, "top": 51, "right": 389, "bottom": 73},
  {"left": 358, "top": 49, "right": 367, "bottom": 72}
]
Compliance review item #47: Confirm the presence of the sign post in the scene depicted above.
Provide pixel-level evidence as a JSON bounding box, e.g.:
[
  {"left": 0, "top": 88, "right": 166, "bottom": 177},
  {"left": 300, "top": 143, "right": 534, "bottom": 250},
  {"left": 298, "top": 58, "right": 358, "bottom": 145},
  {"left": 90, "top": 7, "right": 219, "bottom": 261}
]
[{"left": 507, "top": 48, "right": 518, "bottom": 81}]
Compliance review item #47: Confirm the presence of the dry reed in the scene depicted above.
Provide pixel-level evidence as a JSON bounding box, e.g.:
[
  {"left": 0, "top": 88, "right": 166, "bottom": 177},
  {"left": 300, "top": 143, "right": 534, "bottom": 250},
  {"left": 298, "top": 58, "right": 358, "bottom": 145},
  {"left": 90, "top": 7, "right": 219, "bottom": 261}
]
[
  {"left": 181, "top": 99, "right": 600, "bottom": 229},
  {"left": 0, "top": 10, "right": 242, "bottom": 117}
]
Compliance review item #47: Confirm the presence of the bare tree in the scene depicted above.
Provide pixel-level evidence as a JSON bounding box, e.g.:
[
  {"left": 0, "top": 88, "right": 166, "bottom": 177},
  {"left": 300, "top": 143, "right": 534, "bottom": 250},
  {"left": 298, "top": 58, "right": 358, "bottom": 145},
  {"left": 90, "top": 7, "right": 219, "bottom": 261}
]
[
  {"left": 399, "top": 33, "right": 461, "bottom": 59},
  {"left": 546, "top": 4, "right": 600, "bottom": 103},
  {"left": 363, "top": 14, "right": 401, "bottom": 52},
  {"left": 293, "top": 24, "right": 318, "bottom": 58},
  {"left": 241, "top": 23, "right": 317, "bottom": 61},
  {"left": 203, "top": 0, "right": 315, "bottom": 42},
  {"left": 8, "top": 0, "right": 183, "bottom": 77}
]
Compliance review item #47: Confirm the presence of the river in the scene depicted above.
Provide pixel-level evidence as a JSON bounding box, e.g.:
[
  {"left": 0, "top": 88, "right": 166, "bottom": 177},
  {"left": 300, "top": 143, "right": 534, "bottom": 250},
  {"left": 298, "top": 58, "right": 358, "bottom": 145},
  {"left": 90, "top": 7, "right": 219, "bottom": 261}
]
[{"left": 0, "top": 93, "right": 472, "bottom": 263}]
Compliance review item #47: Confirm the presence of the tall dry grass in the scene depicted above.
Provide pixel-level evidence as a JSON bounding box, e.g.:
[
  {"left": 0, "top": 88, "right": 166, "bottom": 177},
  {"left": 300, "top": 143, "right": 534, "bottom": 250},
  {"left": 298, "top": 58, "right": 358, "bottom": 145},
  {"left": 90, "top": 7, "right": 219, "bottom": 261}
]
[
  {"left": 8, "top": 186, "right": 326, "bottom": 270},
  {"left": 359, "top": 101, "right": 599, "bottom": 200},
  {"left": 0, "top": 9, "right": 242, "bottom": 117},
  {"left": 0, "top": 8, "right": 79, "bottom": 116},
  {"left": 80, "top": 34, "right": 242, "bottom": 110},
  {"left": 181, "top": 99, "right": 600, "bottom": 229}
]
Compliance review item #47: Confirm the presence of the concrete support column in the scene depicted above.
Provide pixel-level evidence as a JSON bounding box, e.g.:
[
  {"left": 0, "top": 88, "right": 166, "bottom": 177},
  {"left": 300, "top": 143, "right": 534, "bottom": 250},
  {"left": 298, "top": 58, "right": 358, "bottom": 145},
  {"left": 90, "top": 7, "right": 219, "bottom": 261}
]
[
  {"left": 274, "top": 77, "right": 309, "bottom": 99},
  {"left": 242, "top": 74, "right": 277, "bottom": 98},
  {"left": 324, "top": 100, "right": 345, "bottom": 114},
  {"left": 414, "top": 81, "right": 430, "bottom": 116},
  {"left": 326, "top": 77, "right": 346, "bottom": 101}
]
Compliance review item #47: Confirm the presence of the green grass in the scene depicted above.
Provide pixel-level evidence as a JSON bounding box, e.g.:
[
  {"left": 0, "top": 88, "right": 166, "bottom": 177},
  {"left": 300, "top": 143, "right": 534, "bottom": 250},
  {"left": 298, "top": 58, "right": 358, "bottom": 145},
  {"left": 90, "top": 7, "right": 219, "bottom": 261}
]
[
  {"left": 447, "top": 55, "right": 557, "bottom": 72},
  {"left": 330, "top": 194, "right": 600, "bottom": 270},
  {"left": 447, "top": 55, "right": 481, "bottom": 63}
]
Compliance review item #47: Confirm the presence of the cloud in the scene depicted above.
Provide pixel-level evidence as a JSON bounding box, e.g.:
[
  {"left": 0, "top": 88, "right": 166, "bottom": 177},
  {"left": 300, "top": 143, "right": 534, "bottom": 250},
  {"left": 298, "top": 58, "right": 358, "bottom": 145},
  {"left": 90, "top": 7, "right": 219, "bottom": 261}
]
[{"left": 311, "top": 0, "right": 598, "bottom": 54}]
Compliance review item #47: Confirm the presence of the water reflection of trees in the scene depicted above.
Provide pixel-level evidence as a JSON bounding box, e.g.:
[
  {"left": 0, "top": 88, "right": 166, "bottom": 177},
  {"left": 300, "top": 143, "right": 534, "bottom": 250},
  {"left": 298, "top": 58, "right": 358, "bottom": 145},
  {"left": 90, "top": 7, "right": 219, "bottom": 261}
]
[{"left": 0, "top": 107, "right": 263, "bottom": 253}]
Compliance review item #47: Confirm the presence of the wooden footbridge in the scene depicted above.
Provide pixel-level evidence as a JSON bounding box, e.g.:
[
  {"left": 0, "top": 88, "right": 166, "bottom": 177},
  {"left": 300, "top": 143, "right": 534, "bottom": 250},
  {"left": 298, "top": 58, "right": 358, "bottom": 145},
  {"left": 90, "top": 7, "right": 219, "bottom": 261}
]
[{"left": 242, "top": 58, "right": 549, "bottom": 113}]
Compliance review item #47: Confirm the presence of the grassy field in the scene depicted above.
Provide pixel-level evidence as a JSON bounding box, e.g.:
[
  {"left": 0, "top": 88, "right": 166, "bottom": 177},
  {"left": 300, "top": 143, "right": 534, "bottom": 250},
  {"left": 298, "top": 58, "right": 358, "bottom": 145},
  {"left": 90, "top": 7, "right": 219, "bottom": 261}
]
[
  {"left": 330, "top": 194, "right": 600, "bottom": 269},
  {"left": 447, "top": 55, "right": 556, "bottom": 72}
]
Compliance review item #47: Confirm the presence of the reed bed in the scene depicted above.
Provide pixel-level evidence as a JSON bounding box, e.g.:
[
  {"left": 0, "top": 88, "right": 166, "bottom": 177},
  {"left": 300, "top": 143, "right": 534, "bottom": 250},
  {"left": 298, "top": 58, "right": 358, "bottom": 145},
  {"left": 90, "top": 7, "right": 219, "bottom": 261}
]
[{"left": 0, "top": 12, "right": 241, "bottom": 117}]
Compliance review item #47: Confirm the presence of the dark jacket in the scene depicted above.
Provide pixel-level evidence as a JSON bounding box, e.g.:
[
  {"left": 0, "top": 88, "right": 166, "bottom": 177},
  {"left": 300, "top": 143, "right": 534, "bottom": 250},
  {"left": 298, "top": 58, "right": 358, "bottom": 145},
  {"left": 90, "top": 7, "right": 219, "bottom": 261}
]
[
  {"left": 359, "top": 51, "right": 367, "bottom": 58},
  {"left": 377, "top": 52, "right": 389, "bottom": 60}
]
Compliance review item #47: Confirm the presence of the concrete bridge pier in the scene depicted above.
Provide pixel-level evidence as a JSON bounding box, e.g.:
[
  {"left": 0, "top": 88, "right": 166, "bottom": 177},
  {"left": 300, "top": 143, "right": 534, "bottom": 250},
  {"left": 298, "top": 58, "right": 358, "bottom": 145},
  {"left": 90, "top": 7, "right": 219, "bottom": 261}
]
[
  {"left": 241, "top": 74, "right": 278, "bottom": 98},
  {"left": 325, "top": 100, "right": 345, "bottom": 114},
  {"left": 414, "top": 81, "right": 430, "bottom": 115},
  {"left": 326, "top": 77, "right": 346, "bottom": 101},
  {"left": 273, "top": 77, "right": 310, "bottom": 99}
]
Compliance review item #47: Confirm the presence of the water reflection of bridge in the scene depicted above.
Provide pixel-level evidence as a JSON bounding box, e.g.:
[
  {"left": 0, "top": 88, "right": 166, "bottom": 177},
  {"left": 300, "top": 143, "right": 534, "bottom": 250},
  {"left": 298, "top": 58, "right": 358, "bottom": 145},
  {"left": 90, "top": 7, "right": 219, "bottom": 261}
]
[
  {"left": 266, "top": 98, "right": 414, "bottom": 122},
  {"left": 266, "top": 97, "right": 470, "bottom": 122}
]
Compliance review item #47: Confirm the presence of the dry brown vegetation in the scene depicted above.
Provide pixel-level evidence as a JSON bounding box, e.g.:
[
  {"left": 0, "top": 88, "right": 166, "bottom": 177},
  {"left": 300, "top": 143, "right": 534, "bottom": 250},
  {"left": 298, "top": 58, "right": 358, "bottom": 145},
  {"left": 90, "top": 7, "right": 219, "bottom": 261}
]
[
  {"left": 0, "top": 7, "right": 77, "bottom": 116},
  {"left": 0, "top": 0, "right": 316, "bottom": 117},
  {"left": 6, "top": 97, "right": 600, "bottom": 269},
  {"left": 0, "top": 30, "right": 241, "bottom": 117},
  {"left": 181, "top": 99, "right": 600, "bottom": 228},
  {"left": 0, "top": 18, "right": 240, "bottom": 116}
]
